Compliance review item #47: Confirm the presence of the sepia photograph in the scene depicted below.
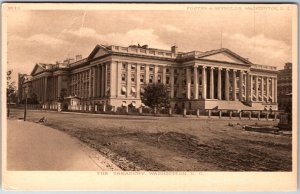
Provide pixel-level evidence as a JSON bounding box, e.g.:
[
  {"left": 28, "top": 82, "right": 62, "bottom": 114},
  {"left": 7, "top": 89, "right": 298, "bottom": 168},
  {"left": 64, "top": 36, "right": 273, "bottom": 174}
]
[{"left": 2, "top": 3, "right": 298, "bottom": 191}]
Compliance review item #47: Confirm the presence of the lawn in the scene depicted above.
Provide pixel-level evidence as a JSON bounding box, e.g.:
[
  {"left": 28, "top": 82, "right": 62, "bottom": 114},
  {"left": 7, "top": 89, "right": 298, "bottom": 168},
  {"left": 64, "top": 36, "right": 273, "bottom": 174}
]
[{"left": 8, "top": 108, "right": 292, "bottom": 171}]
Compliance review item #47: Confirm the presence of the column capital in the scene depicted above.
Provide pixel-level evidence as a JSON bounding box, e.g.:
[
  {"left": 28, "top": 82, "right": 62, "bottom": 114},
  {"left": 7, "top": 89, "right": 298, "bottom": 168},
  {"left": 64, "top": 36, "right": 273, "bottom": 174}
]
[
  {"left": 233, "top": 69, "right": 237, "bottom": 72},
  {"left": 202, "top": 65, "right": 207, "bottom": 69},
  {"left": 210, "top": 66, "right": 215, "bottom": 70},
  {"left": 193, "top": 64, "right": 199, "bottom": 68},
  {"left": 225, "top": 68, "right": 230, "bottom": 71},
  {"left": 218, "top": 67, "right": 222, "bottom": 71}
]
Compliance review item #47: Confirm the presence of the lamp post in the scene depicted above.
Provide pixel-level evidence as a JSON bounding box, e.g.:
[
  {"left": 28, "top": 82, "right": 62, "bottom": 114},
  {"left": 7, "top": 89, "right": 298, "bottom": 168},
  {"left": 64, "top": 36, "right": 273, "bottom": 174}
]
[{"left": 24, "top": 87, "right": 28, "bottom": 121}]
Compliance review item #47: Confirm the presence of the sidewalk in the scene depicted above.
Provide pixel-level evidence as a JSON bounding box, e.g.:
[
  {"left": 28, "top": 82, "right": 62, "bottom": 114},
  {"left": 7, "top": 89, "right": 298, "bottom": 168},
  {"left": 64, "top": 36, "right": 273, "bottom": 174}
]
[{"left": 7, "top": 119, "right": 120, "bottom": 171}]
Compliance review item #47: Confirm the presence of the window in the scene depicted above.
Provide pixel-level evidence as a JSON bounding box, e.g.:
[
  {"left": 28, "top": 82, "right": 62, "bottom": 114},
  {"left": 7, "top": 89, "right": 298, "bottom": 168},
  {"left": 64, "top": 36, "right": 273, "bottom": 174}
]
[
  {"left": 166, "top": 76, "right": 170, "bottom": 84},
  {"left": 122, "top": 63, "right": 126, "bottom": 69},
  {"left": 157, "top": 75, "right": 161, "bottom": 83},
  {"left": 121, "top": 74, "right": 126, "bottom": 81},
  {"left": 174, "top": 77, "right": 177, "bottom": 84},
  {"left": 131, "top": 64, "right": 136, "bottom": 70},
  {"left": 149, "top": 75, "right": 153, "bottom": 83},
  {"left": 131, "top": 74, "right": 135, "bottom": 82},
  {"left": 149, "top": 67, "right": 154, "bottom": 72},
  {"left": 140, "top": 75, "right": 144, "bottom": 83},
  {"left": 121, "top": 86, "right": 126, "bottom": 95},
  {"left": 174, "top": 69, "right": 178, "bottom": 74},
  {"left": 166, "top": 68, "right": 170, "bottom": 73},
  {"left": 158, "top": 66, "right": 162, "bottom": 72},
  {"left": 140, "top": 65, "right": 145, "bottom": 70}
]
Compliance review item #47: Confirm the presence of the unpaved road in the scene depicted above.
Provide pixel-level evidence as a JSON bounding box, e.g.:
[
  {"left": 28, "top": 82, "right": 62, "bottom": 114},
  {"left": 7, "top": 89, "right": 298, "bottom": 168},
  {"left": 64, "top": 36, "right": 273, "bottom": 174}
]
[{"left": 8, "top": 109, "right": 292, "bottom": 171}]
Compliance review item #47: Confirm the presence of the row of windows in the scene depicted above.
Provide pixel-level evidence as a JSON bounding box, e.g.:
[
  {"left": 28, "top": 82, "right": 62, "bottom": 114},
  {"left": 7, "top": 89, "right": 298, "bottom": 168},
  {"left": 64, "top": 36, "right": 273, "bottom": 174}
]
[
  {"left": 121, "top": 74, "right": 172, "bottom": 84},
  {"left": 121, "top": 63, "right": 172, "bottom": 73}
]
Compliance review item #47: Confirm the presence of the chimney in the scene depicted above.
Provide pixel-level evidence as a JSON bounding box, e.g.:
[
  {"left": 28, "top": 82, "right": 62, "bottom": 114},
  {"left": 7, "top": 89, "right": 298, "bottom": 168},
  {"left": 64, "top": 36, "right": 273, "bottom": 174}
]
[
  {"left": 171, "top": 45, "right": 178, "bottom": 54},
  {"left": 76, "top": 55, "right": 82, "bottom": 61}
]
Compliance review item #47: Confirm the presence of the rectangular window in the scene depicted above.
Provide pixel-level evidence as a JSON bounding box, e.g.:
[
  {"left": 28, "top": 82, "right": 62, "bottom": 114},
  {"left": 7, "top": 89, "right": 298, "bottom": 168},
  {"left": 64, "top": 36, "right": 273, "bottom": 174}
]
[
  {"left": 140, "top": 75, "right": 144, "bottom": 83},
  {"left": 158, "top": 66, "right": 162, "bottom": 72},
  {"left": 166, "top": 76, "right": 170, "bottom": 84},
  {"left": 157, "top": 75, "right": 161, "bottom": 83},
  {"left": 166, "top": 68, "right": 170, "bottom": 73},
  {"left": 131, "top": 64, "right": 136, "bottom": 70},
  {"left": 149, "top": 67, "right": 154, "bottom": 72},
  {"left": 121, "top": 74, "right": 126, "bottom": 81},
  {"left": 174, "top": 77, "right": 177, "bottom": 84},
  {"left": 122, "top": 63, "right": 126, "bottom": 69},
  {"left": 131, "top": 74, "right": 135, "bottom": 82},
  {"left": 149, "top": 75, "right": 153, "bottom": 83},
  {"left": 140, "top": 65, "right": 145, "bottom": 70}
]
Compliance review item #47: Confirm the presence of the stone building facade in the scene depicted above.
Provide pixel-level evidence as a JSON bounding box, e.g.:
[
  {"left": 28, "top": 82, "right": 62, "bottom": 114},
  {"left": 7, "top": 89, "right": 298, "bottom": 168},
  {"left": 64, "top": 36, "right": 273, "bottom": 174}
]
[
  {"left": 18, "top": 44, "right": 278, "bottom": 111},
  {"left": 277, "top": 62, "right": 292, "bottom": 111}
]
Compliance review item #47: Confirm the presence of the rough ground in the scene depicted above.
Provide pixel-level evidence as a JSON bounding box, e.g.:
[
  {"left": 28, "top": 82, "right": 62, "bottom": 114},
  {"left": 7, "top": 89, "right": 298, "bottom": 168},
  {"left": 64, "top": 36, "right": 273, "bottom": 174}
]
[{"left": 8, "top": 109, "right": 292, "bottom": 171}]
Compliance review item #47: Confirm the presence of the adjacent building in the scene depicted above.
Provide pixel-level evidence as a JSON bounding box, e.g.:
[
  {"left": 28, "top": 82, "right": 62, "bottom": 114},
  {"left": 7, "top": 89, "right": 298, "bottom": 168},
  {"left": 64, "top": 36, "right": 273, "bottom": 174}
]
[
  {"left": 277, "top": 62, "right": 292, "bottom": 111},
  {"left": 18, "top": 44, "right": 278, "bottom": 111}
]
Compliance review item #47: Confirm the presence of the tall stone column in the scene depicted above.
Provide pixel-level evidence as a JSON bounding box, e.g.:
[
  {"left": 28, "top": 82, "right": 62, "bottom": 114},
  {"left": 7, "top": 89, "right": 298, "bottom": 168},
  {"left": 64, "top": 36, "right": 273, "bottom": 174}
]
[
  {"left": 239, "top": 71, "right": 243, "bottom": 101},
  {"left": 104, "top": 64, "right": 107, "bottom": 97},
  {"left": 101, "top": 64, "right": 105, "bottom": 98},
  {"left": 266, "top": 77, "right": 269, "bottom": 103},
  {"left": 109, "top": 61, "right": 117, "bottom": 98},
  {"left": 44, "top": 77, "right": 48, "bottom": 102},
  {"left": 57, "top": 76, "right": 62, "bottom": 99},
  {"left": 193, "top": 65, "right": 199, "bottom": 100},
  {"left": 89, "top": 68, "right": 92, "bottom": 98},
  {"left": 255, "top": 76, "right": 259, "bottom": 101},
  {"left": 170, "top": 68, "right": 175, "bottom": 98},
  {"left": 274, "top": 78, "right": 277, "bottom": 103},
  {"left": 154, "top": 65, "right": 159, "bottom": 83},
  {"left": 186, "top": 67, "right": 191, "bottom": 99},
  {"left": 261, "top": 77, "right": 264, "bottom": 102},
  {"left": 126, "top": 63, "right": 131, "bottom": 97},
  {"left": 218, "top": 67, "right": 222, "bottom": 100},
  {"left": 97, "top": 65, "right": 101, "bottom": 97},
  {"left": 271, "top": 77, "right": 275, "bottom": 103},
  {"left": 202, "top": 66, "right": 207, "bottom": 99},
  {"left": 225, "top": 69, "right": 229, "bottom": 100},
  {"left": 177, "top": 69, "right": 183, "bottom": 98},
  {"left": 116, "top": 62, "right": 122, "bottom": 97},
  {"left": 232, "top": 70, "right": 236, "bottom": 101},
  {"left": 162, "top": 66, "right": 167, "bottom": 84},
  {"left": 210, "top": 67, "right": 214, "bottom": 99},
  {"left": 145, "top": 64, "right": 149, "bottom": 84},
  {"left": 136, "top": 63, "right": 141, "bottom": 98},
  {"left": 249, "top": 74, "right": 253, "bottom": 101},
  {"left": 93, "top": 66, "right": 97, "bottom": 98}
]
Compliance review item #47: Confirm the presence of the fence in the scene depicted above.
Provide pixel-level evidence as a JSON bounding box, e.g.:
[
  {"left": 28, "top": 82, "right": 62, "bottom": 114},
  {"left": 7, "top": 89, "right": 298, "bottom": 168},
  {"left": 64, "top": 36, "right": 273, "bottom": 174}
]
[{"left": 16, "top": 103, "right": 284, "bottom": 121}]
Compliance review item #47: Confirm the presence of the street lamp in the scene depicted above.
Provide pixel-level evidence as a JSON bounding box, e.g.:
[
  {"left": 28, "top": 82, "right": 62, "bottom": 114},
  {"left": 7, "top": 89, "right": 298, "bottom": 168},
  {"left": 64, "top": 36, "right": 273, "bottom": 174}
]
[{"left": 24, "top": 86, "right": 28, "bottom": 121}]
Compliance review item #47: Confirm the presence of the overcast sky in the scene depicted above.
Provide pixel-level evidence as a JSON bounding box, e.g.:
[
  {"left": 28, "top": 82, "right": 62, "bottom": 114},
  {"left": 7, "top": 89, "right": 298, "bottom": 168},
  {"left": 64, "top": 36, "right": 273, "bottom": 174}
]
[{"left": 6, "top": 4, "right": 293, "bottom": 83}]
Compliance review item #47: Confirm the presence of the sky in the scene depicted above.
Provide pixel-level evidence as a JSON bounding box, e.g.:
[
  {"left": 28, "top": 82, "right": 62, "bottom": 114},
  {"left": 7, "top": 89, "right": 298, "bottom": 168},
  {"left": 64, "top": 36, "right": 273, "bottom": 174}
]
[{"left": 5, "top": 4, "right": 294, "bottom": 84}]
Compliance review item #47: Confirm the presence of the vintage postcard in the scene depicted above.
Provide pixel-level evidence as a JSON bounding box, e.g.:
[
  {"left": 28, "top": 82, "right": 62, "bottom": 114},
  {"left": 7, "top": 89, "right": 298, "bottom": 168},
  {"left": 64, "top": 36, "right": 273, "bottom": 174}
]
[{"left": 2, "top": 3, "right": 298, "bottom": 191}]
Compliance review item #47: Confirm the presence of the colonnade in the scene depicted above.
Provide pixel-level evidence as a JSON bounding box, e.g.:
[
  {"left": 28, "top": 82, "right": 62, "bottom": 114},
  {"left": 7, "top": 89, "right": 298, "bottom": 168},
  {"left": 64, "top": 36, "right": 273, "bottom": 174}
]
[
  {"left": 31, "top": 76, "right": 48, "bottom": 102},
  {"left": 71, "top": 64, "right": 108, "bottom": 99}
]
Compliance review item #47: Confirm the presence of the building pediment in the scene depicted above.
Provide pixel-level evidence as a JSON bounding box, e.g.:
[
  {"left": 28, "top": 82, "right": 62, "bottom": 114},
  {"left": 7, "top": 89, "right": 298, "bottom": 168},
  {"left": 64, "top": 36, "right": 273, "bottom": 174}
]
[
  {"left": 30, "top": 64, "right": 45, "bottom": 76},
  {"left": 198, "top": 49, "right": 252, "bottom": 65},
  {"left": 87, "top": 44, "right": 110, "bottom": 60}
]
